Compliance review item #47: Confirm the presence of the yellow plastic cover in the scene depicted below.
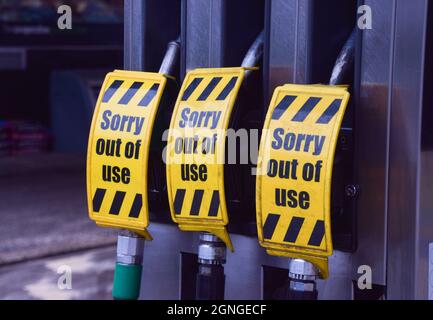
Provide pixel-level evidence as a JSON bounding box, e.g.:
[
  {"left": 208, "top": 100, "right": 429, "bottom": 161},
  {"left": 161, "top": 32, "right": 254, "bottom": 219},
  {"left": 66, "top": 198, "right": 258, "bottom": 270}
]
[
  {"left": 166, "top": 67, "right": 247, "bottom": 251},
  {"left": 256, "top": 84, "right": 350, "bottom": 278},
  {"left": 87, "top": 70, "right": 167, "bottom": 239}
]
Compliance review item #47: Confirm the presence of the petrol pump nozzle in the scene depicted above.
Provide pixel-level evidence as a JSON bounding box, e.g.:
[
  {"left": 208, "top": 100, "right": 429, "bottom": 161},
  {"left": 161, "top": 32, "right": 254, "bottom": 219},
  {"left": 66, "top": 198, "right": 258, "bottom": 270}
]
[
  {"left": 190, "top": 31, "right": 264, "bottom": 300},
  {"left": 285, "top": 27, "right": 357, "bottom": 300},
  {"left": 110, "top": 36, "right": 181, "bottom": 300}
]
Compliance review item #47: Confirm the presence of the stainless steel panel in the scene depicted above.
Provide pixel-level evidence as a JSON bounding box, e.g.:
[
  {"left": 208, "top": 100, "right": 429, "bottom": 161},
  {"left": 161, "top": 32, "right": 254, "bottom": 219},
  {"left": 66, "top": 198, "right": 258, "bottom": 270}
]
[
  {"left": 181, "top": 0, "right": 263, "bottom": 76},
  {"left": 139, "top": 224, "right": 353, "bottom": 300},
  {"left": 416, "top": 151, "right": 433, "bottom": 300},
  {"left": 124, "top": 0, "right": 146, "bottom": 70},
  {"left": 139, "top": 224, "right": 198, "bottom": 299},
  {"left": 124, "top": 0, "right": 180, "bottom": 72},
  {"left": 387, "top": 0, "right": 429, "bottom": 300},
  {"left": 265, "top": 0, "right": 314, "bottom": 96},
  {"left": 265, "top": 0, "right": 355, "bottom": 99},
  {"left": 353, "top": 0, "right": 395, "bottom": 286},
  {"left": 183, "top": 0, "right": 224, "bottom": 73}
]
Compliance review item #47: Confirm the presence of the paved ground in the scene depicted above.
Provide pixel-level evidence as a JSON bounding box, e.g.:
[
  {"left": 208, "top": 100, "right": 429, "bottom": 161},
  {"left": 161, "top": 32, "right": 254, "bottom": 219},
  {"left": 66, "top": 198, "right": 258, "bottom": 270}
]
[
  {"left": 0, "top": 246, "right": 115, "bottom": 300},
  {"left": 0, "top": 154, "right": 117, "bottom": 299}
]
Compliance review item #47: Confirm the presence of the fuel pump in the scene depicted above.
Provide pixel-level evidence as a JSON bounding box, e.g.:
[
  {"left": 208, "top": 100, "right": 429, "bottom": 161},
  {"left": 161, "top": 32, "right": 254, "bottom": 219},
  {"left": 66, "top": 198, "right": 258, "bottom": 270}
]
[
  {"left": 256, "top": 29, "right": 356, "bottom": 300},
  {"left": 86, "top": 39, "right": 180, "bottom": 300},
  {"left": 166, "top": 32, "right": 263, "bottom": 300},
  {"left": 286, "top": 30, "right": 356, "bottom": 299},
  {"left": 196, "top": 32, "right": 263, "bottom": 300}
]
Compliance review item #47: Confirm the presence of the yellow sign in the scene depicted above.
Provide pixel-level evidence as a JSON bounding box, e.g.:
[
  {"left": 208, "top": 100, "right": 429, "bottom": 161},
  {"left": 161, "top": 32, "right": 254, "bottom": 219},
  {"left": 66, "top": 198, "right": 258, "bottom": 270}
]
[
  {"left": 256, "top": 84, "right": 350, "bottom": 278},
  {"left": 166, "top": 67, "right": 247, "bottom": 251},
  {"left": 87, "top": 70, "right": 167, "bottom": 239}
]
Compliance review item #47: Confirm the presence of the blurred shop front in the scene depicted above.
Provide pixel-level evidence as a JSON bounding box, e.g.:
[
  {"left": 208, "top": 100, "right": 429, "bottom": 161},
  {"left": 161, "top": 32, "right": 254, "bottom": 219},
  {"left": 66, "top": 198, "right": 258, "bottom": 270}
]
[{"left": 0, "top": 0, "right": 123, "bottom": 156}]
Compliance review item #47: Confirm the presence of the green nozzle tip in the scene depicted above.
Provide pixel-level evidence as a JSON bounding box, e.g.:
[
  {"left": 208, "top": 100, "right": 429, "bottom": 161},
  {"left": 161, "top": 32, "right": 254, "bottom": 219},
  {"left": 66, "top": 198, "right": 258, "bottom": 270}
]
[{"left": 112, "top": 263, "right": 142, "bottom": 300}]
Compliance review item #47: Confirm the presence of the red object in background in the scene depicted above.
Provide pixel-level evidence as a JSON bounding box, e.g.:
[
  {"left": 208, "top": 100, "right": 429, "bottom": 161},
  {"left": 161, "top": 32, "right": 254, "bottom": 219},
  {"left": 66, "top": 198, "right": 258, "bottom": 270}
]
[{"left": 0, "top": 120, "right": 51, "bottom": 156}]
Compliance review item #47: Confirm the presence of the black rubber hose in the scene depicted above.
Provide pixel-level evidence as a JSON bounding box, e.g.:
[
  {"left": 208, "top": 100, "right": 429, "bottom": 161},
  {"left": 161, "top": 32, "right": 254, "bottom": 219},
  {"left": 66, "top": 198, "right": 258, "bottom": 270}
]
[
  {"left": 196, "top": 264, "right": 225, "bottom": 300},
  {"left": 329, "top": 28, "right": 356, "bottom": 86}
]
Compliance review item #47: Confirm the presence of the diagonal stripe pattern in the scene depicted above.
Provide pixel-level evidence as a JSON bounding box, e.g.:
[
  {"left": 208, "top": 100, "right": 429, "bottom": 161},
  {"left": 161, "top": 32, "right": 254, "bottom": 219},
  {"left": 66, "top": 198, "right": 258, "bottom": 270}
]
[
  {"left": 172, "top": 189, "right": 221, "bottom": 217},
  {"left": 262, "top": 213, "right": 325, "bottom": 248},
  {"left": 92, "top": 189, "right": 144, "bottom": 219},
  {"left": 271, "top": 95, "right": 343, "bottom": 124},
  {"left": 101, "top": 80, "right": 160, "bottom": 106},
  {"left": 180, "top": 76, "right": 240, "bottom": 102}
]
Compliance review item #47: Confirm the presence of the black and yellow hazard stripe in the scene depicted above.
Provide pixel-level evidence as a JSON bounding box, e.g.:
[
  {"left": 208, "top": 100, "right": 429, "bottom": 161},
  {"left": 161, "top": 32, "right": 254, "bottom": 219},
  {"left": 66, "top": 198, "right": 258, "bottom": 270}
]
[
  {"left": 118, "top": 81, "right": 143, "bottom": 105},
  {"left": 180, "top": 76, "right": 239, "bottom": 102},
  {"left": 271, "top": 95, "right": 343, "bottom": 124},
  {"left": 102, "top": 80, "right": 123, "bottom": 103},
  {"left": 173, "top": 188, "right": 186, "bottom": 215},
  {"left": 308, "top": 220, "right": 325, "bottom": 246},
  {"left": 262, "top": 213, "right": 325, "bottom": 248},
  {"left": 216, "top": 77, "right": 238, "bottom": 101},
  {"left": 173, "top": 189, "right": 221, "bottom": 217},
  {"left": 181, "top": 77, "right": 203, "bottom": 101},
  {"left": 208, "top": 190, "right": 220, "bottom": 217},
  {"left": 291, "top": 97, "right": 321, "bottom": 122},
  {"left": 109, "top": 191, "right": 126, "bottom": 215},
  {"left": 92, "top": 188, "right": 144, "bottom": 218},
  {"left": 190, "top": 189, "right": 204, "bottom": 216},
  {"left": 139, "top": 83, "right": 160, "bottom": 107},
  {"left": 316, "top": 99, "right": 342, "bottom": 124},
  {"left": 101, "top": 79, "right": 160, "bottom": 106},
  {"left": 271, "top": 95, "right": 297, "bottom": 120},
  {"left": 197, "top": 77, "right": 222, "bottom": 101},
  {"left": 92, "top": 188, "right": 106, "bottom": 212}
]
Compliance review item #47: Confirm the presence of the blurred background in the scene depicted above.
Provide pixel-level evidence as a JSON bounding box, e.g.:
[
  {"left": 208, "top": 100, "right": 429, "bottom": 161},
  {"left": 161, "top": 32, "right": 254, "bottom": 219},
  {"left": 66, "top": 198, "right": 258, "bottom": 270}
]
[{"left": 0, "top": 0, "right": 124, "bottom": 300}]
